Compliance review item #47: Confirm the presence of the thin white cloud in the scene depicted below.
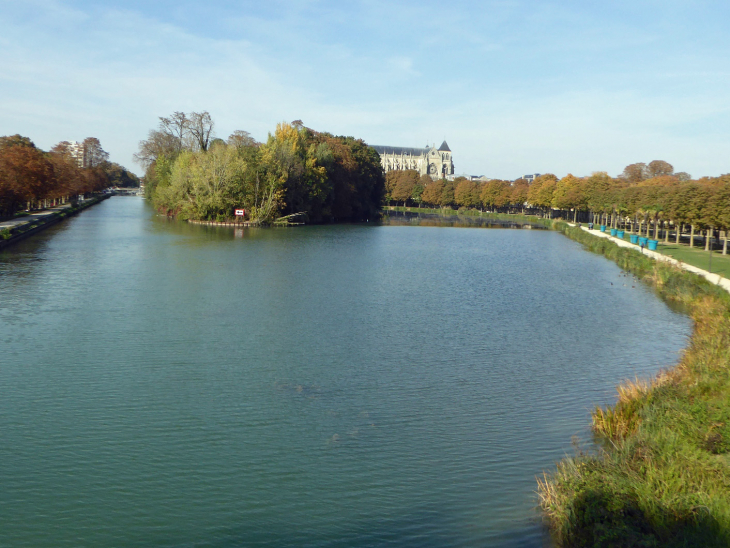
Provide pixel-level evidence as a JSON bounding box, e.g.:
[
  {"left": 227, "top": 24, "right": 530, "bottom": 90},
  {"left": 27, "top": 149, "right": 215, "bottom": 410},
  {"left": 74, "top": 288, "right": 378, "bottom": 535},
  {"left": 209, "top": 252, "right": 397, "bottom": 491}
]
[{"left": 1, "top": 0, "right": 729, "bottom": 178}]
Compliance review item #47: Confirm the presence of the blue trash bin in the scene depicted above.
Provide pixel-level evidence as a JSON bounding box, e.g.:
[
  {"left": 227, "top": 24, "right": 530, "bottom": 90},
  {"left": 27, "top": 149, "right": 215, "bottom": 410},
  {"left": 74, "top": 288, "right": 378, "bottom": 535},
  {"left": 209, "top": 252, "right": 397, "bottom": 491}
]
[
  {"left": 648, "top": 240, "right": 658, "bottom": 251},
  {"left": 630, "top": 234, "right": 639, "bottom": 244},
  {"left": 617, "top": 230, "right": 625, "bottom": 239},
  {"left": 610, "top": 229, "right": 617, "bottom": 236},
  {"left": 639, "top": 237, "right": 648, "bottom": 247},
  {"left": 600, "top": 225, "right": 606, "bottom": 232}
]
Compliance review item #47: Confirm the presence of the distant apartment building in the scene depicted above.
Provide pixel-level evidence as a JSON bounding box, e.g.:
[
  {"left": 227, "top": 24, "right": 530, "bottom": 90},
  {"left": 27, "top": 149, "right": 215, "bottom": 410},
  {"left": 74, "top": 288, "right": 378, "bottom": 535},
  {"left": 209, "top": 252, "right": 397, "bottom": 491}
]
[
  {"left": 445, "top": 174, "right": 490, "bottom": 182},
  {"left": 67, "top": 141, "right": 87, "bottom": 168},
  {"left": 521, "top": 173, "right": 541, "bottom": 184}
]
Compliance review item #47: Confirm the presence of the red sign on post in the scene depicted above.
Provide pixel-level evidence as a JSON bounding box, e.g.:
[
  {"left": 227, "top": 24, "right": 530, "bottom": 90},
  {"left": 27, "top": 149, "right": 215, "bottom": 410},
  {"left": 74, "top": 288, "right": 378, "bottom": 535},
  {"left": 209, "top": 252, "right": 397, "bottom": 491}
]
[{"left": 235, "top": 209, "right": 245, "bottom": 217}]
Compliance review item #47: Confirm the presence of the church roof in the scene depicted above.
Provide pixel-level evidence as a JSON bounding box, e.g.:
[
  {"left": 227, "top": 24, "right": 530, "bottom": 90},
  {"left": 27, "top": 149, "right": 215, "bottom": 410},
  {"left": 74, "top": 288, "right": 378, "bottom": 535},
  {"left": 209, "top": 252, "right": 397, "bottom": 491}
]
[
  {"left": 370, "top": 145, "right": 430, "bottom": 156},
  {"left": 438, "top": 141, "right": 451, "bottom": 152}
]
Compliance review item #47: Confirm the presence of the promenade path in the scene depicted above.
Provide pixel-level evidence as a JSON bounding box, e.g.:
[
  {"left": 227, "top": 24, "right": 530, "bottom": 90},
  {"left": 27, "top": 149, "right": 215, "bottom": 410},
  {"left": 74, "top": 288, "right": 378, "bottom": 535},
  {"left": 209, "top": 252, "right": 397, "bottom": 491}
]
[
  {"left": 577, "top": 225, "right": 730, "bottom": 294},
  {"left": 0, "top": 203, "right": 73, "bottom": 230}
]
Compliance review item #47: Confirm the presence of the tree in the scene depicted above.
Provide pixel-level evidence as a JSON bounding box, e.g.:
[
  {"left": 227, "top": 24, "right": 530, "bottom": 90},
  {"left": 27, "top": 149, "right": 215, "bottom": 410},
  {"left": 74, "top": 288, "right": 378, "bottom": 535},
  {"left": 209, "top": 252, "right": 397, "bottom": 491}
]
[
  {"left": 712, "top": 180, "right": 730, "bottom": 235},
  {"left": 82, "top": 137, "right": 109, "bottom": 168},
  {"left": 511, "top": 180, "right": 529, "bottom": 211},
  {"left": 158, "top": 112, "right": 188, "bottom": 151},
  {"left": 227, "top": 130, "right": 258, "bottom": 149},
  {"left": 455, "top": 179, "right": 479, "bottom": 208},
  {"left": 411, "top": 174, "right": 431, "bottom": 207},
  {"left": 0, "top": 143, "right": 54, "bottom": 214},
  {"left": 495, "top": 181, "right": 513, "bottom": 210},
  {"left": 621, "top": 163, "right": 649, "bottom": 184},
  {"left": 480, "top": 180, "right": 509, "bottom": 211},
  {"left": 49, "top": 144, "right": 84, "bottom": 197},
  {"left": 647, "top": 160, "right": 674, "bottom": 178},
  {"left": 582, "top": 172, "right": 614, "bottom": 216},
  {"left": 384, "top": 171, "right": 400, "bottom": 203},
  {"left": 391, "top": 170, "right": 419, "bottom": 206},
  {"left": 422, "top": 179, "right": 444, "bottom": 207},
  {"left": 102, "top": 162, "right": 140, "bottom": 188},
  {"left": 0, "top": 134, "right": 36, "bottom": 150},
  {"left": 552, "top": 174, "right": 585, "bottom": 216},
  {"left": 186, "top": 111, "right": 215, "bottom": 152},
  {"left": 527, "top": 174, "right": 558, "bottom": 216},
  {"left": 134, "top": 129, "right": 181, "bottom": 168},
  {"left": 439, "top": 179, "right": 455, "bottom": 208},
  {"left": 136, "top": 111, "right": 214, "bottom": 169}
]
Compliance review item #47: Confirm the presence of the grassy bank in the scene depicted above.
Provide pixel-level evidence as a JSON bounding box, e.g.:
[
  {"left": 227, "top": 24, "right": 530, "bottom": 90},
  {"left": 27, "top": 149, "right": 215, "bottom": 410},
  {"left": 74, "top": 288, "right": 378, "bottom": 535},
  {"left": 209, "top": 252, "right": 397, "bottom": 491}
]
[
  {"left": 655, "top": 242, "right": 730, "bottom": 280},
  {"left": 539, "top": 222, "right": 730, "bottom": 547}
]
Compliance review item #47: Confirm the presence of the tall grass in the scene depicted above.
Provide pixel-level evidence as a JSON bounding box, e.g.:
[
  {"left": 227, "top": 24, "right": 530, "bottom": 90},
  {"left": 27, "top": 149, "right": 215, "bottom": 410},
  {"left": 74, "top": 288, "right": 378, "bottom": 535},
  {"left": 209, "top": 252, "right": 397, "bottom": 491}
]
[{"left": 540, "top": 222, "right": 730, "bottom": 547}]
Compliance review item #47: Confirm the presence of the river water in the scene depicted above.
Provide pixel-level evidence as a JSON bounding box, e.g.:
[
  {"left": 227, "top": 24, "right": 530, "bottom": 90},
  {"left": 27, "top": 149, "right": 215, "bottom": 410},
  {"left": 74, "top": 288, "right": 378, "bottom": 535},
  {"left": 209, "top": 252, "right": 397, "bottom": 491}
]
[{"left": 0, "top": 197, "right": 691, "bottom": 547}]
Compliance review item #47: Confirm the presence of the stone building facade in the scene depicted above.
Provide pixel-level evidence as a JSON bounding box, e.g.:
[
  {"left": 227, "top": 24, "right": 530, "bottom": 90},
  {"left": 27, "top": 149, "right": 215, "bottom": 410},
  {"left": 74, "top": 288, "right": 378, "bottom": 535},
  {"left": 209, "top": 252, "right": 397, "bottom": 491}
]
[{"left": 371, "top": 141, "right": 454, "bottom": 180}]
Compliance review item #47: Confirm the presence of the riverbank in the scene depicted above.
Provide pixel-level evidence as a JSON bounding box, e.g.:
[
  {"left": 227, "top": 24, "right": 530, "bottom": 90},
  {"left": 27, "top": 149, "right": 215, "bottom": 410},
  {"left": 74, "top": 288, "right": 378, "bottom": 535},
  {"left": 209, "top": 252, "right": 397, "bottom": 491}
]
[
  {"left": 576, "top": 225, "right": 730, "bottom": 292},
  {"left": 187, "top": 219, "right": 261, "bottom": 228},
  {"left": 0, "top": 194, "right": 110, "bottom": 250},
  {"left": 384, "top": 205, "right": 541, "bottom": 223},
  {"left": 539, "top": 221, "right": 730, "bottom": 547}
]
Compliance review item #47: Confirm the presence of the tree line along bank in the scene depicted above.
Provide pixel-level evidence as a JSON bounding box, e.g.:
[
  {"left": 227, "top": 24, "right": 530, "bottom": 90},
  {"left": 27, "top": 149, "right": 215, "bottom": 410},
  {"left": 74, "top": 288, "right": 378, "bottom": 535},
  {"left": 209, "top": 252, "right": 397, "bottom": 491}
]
[
  {"left": 386, "top": 161, "right": 730, "bottom": 247},
  {"left": 0, "top": 135, "right": 139, "bottom": 219},
  {"left": 138, "top": 112, "right": 384, "bottom": 224}
]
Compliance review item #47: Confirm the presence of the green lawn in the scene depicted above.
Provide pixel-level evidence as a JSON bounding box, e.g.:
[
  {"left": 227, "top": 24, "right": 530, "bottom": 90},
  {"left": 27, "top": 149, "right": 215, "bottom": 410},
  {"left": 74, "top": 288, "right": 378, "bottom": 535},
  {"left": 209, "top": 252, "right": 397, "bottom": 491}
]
[{"left": 655, "top": 242, "right": 730, "bottom": 278}]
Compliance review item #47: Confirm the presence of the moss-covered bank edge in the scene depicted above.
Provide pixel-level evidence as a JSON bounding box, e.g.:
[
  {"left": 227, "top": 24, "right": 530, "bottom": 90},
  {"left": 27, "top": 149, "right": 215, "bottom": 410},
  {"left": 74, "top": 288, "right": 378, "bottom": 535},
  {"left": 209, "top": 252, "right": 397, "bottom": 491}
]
[
  {"left": 539, "top": 220, "right": 730, "bottom": 547},
  {"left": 0, "top": 195, "right": 110, "bottom": 250}
]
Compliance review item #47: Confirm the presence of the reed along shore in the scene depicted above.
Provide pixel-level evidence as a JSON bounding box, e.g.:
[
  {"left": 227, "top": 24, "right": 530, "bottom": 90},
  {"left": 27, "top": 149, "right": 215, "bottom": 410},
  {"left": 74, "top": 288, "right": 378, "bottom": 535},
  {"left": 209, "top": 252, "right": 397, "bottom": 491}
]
[{"left": 539, "top": 221, "right": 730, "bottom": 547}]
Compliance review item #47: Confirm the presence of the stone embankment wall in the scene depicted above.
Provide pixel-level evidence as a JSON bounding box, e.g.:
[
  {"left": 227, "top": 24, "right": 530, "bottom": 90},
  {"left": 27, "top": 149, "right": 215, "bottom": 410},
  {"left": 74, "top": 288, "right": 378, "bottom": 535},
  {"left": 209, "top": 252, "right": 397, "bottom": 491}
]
[{"left": 0, "top": 195, "right": 110, "bottom": 251}]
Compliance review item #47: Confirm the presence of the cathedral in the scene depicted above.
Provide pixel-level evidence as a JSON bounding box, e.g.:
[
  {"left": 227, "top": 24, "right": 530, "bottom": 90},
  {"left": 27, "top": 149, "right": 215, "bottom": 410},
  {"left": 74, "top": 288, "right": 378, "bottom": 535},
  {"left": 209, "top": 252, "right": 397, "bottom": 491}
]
[{"left": 371, "top": 141, "right": 454, "bottom": 180}]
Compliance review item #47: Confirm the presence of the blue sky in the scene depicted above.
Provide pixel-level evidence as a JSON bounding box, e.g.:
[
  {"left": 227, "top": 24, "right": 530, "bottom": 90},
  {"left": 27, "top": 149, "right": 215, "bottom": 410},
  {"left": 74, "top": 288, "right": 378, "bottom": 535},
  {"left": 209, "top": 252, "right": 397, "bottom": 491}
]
[{"left": 1, "top": 0, "right": 729, "bottom": 178}]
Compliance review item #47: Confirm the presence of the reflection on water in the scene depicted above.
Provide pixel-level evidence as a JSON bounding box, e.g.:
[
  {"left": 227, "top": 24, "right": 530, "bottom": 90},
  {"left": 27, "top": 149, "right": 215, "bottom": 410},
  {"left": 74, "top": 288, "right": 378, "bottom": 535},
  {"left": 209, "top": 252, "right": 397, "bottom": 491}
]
[
  {"left": 0, "top": 197, "right": 690, "bottom": 547},
  {"left": 382, "top": 210, "right": 550, "bottom": 230}
]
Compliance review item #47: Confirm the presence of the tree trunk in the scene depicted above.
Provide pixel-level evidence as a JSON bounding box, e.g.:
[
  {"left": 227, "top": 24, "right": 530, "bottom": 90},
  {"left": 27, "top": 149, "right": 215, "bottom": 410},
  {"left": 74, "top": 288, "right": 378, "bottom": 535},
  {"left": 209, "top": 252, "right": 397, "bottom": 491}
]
[
  {"left": 664, "top": 221, "right": 670, "bottom": 243},
  {"left": 690, "top": 225, "right": 695, "bottom": 248},
  {"left": 654, "top": 215, "right": 659, "bottom": 239},
  {"left": 676, "top": 223, "right": 681, "bottom": 244},
  {"left": 723, "top": 238, "right": 728, "bottom": 256},
  {"left": 705, "top": 228, "right": 712, "bottom": 251}
]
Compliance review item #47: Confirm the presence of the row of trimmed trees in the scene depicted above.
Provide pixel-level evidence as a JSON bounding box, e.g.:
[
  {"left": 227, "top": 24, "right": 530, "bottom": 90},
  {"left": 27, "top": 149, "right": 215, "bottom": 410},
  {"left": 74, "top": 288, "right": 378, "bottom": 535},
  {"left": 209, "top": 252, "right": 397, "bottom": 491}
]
[
  {"left": 527, "top": 171, "right": 730, "bottom": 251},
  {"left": 0, "top": 135, "right": 139, "bottom": 218},
  {"left": 385, "top": 170, "right": 534, "bottom": 214},
  {"left": 387, "top": 163, "right": 730, "bottom": 250},
  {"left": 139, "top": 114, "right": 385, "bottom": 223}
]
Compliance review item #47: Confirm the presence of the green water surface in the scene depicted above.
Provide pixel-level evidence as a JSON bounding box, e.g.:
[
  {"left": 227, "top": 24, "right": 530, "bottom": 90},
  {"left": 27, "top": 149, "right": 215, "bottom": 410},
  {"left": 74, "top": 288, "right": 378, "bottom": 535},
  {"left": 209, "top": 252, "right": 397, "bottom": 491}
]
[{"left": 0, "top": 197, "right": 691, "bottom": 547}]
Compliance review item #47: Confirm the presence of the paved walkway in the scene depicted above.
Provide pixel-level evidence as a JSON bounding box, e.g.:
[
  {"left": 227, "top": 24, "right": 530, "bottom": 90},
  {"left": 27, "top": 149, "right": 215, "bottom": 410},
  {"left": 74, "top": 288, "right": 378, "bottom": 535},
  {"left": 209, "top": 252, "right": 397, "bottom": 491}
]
[
  {"left": 0, "top": 204, "right": 73, "bottom": 230},
  {"left": 579, "top": 226, "right": 730, "bottom": 293}
]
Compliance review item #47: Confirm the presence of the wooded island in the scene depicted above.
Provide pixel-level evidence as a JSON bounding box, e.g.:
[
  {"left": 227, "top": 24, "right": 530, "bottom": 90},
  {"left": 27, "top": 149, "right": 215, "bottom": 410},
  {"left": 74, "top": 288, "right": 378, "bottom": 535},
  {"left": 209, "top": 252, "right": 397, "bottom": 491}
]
[{"left": 138, "top": 113, "right": 384, "bottom": 224}]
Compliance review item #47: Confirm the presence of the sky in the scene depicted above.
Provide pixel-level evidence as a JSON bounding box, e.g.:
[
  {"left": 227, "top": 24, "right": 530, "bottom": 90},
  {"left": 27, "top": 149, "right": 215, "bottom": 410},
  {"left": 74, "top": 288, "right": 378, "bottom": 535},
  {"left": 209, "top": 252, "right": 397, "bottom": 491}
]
[{"left": 1, "top": 0, "right": 729, "bottom": 179}]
